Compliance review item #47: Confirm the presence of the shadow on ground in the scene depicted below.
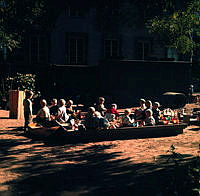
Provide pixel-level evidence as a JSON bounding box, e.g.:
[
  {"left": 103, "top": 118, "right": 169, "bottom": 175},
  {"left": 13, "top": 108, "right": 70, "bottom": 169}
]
[
  {"left": 188, "top": 127, "right": 200, "bottom": 131},
  {"left": 0, "top": 117, "right": 10, "bottom": 119},
  {"left": 0, "top": 129, "right": 198, "bottom": 196}
]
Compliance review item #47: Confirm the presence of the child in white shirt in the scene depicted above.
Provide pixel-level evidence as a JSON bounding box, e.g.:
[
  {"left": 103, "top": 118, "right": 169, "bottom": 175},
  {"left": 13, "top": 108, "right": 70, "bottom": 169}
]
[
  {"left": 35, "top": 99, "right": 50, "bottom": 124},
  {"left": 144, "top": 109, "right": 155, "bottom": 126},
  {"left": 121, "top": 109, "right": 135, "bottom": 127}
]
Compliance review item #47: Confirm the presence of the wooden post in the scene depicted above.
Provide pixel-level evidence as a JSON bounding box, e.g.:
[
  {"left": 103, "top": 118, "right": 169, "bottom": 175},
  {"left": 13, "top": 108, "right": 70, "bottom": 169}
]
[{"left": 9, "top": 90, "right": 25, "bottom": 119}]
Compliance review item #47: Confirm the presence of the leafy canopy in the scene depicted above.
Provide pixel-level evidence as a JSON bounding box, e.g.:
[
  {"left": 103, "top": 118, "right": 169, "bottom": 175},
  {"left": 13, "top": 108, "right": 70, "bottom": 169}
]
[
  {"left": 0, "top": 0, "right": 45, "bottom": 51},
  {"left": 147, "top": 0, "right": 200, "bottom": 58},
  {"left": 0, "top": 73, "right": 40, "bottom": 100}
]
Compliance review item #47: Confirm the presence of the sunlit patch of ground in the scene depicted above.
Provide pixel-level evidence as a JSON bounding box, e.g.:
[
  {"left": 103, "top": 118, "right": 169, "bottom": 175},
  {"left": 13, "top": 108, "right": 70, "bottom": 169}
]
[{"left": 0, "top": 168, "right": 21, "bottom": 191}]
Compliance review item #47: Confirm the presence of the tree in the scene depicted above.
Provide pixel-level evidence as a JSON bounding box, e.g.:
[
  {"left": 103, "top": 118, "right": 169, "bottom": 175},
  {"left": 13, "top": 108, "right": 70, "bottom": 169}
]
[
  {"left": 0, "top": 0, "right": 46, "bottom": 53},
  {"left": 147, "top": 0, "right": 200, "bottom": 62}
]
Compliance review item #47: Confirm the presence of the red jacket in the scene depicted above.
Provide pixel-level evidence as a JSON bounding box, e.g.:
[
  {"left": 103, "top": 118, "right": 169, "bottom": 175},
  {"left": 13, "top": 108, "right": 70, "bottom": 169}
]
[{"left": 106, "top": 108, "right": 120, "bottom": 117}]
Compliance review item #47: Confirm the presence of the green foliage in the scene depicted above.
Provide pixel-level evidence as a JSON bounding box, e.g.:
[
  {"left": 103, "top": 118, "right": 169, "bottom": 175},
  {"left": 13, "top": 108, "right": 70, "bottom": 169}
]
[
  {"left": 0, "top": 73, "right": 40, "bottom": 100},
  {"left": 0, "top": 28, "right": 20, "bottom": 51},
  {"left": 0, "top": 0, "right": 46, "bottom": 51},
  {"left": 6, "top": 73, "right": 36, "bottom": 91},
  {"left": 147, "top": 0, "right": 200, "bottom": 60}
]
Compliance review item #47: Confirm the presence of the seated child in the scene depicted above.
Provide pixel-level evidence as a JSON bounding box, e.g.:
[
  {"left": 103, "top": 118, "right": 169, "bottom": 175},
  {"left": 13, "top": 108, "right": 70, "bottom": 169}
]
[
  {"left": 49, "top": 98, "right": 58, "bottom": 116},
  {"left": 34, "top": 99, "right": 50, "bottom": 125},
  {"left": 55, "top": 99, "right": 69, "bottom": 123},
  {"left": 95, "top": 111, "right": 110, "bottom": 129},
  {"left": 134, "top": 109, "right": 144, "bottom": 120},
  {"left": 121, "top": 109, "right": 135, "bottom": 127},
  {"left": 133, "top": 108, "right": 145, "bottom": 126},
  {"left": 144, "top": 109, "right": 155, "bottom": 126},
  {"left": 84, "top": 107, "right": 99, "bottom": 130},
  {"left": 145, "top": 100, "right": 152, "bottom": 110},
  {"left": 97, "top": 97, "right": 107, "bottom": 116},
  {"left": 139, "top": 98, "right": 146, "bottom": 110},
  {"left": 66, "top": 99, "right": 79, "bottom": 121},
  {"left": 143, "top": 100, "right": 153, "bottom": 119},
  {"left": 152, "top": 102, "right": 161, "bottom": 125},
  {"left": 66, "top": 100, "right": 74, "bottom": 115},
  {"left": 105, "top": 103, "right": 120, "bottom": 122}
]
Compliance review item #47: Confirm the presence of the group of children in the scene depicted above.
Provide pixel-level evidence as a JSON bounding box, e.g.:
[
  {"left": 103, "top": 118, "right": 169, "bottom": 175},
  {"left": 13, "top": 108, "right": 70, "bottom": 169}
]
[
  {"left": 84, "top": 97, "right": 161, "bottom": 130},
  {"left": 23, "top": 90, "right": 161, "bottom": 131},
  {"left": 122, "top": 99, "right": 161, "bottom": 127},
  {"left": 23, "top": 91, "right": 76, "bottom": 131}
]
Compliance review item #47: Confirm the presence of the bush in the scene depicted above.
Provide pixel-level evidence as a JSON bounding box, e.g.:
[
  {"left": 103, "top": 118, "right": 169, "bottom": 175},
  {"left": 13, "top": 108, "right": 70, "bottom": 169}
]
[{"left": 0, "top": 73, "right": 40, "bottom": 108}]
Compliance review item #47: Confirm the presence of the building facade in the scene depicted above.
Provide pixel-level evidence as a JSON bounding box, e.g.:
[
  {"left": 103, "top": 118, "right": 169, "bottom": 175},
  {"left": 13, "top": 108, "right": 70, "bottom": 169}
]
[
  {"left": 1, "top": 1, "right": 196, "bottom": 107},
  {"left": 5, "top": 0, "right": 197, "bottom": 69},
  {"left": 50, "top": 2, "right": 166, "bottom": 67}
]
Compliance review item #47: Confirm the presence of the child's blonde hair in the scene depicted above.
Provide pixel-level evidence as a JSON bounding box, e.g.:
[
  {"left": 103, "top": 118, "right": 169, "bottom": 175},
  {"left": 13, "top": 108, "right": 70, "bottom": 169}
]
[
  {"left": 88, "top": 107, "right": 95, "bottom": 114},
  {"left": 51, "top": 98, "right": 57, "bottom": 104},
  {"left": 40, "top": 99, "right": 47, "bottom": 107},
  {"left": 153, "top": 102, "right": 160, "bottom": 107},
  {"left": 145, "top": 109, "right": 153, "bottom": 116},
  {"left": 67, "top": 100, "right": 73, "bottom": 105},
  {"left": 59, "top": 99, "right": 66, "bottom": 106},
  {"left": 111, "top": 103, "right": 117, "bottom": 109},
  {"left": 95, "top": 111, "right": 102, "bottom": 118},
  {"left": 140, "top": 98, "right": 146, "bottom": 103}
]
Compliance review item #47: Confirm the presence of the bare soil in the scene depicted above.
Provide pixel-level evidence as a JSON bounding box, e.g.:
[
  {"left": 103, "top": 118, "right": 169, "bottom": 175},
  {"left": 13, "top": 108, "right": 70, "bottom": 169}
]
[{"left": 0, "top": 107, "right": 199, "bottom": 196}]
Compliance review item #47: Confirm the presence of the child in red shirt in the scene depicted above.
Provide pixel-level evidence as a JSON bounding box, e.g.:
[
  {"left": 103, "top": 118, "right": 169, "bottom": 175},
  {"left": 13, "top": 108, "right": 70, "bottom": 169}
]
[{"left": 105, "top": 104, "right": 120, "bottom": 121}]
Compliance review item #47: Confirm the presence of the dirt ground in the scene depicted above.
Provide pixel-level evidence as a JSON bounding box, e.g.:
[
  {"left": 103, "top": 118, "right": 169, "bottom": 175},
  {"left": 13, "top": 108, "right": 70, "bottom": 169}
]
[{"left": 0, "top": 107, "right": 199, "bottom": 196}]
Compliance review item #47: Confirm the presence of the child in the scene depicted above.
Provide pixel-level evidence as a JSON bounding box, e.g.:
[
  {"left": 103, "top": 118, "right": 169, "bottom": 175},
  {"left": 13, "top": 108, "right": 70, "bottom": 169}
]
[
  {"left": 66, "top": 100, "right": 74, "bottom": 115},
  {"left": 139, "top": 98, "right": 146, "bottom": 110},
  {"left": 152, "top": 102, "right": 161, "bottom": 125},
  {"left": 95, "top": 111, "right": 110, "bottom": 129},
  {"left": 145, "top": 100, "right": 152, "bottom": 110},
  {"left": 133, "top": 108, "right": 145, "bottom": 126},
  {"left": 97, "top": 97, "right": 107, "bottom": 116},
  {"left": 49, "top": 98, "right": 58, "bottom": 116},
  {"left": 134, "top": 109, "right": 143, "bottom": 120},
  {"left": 23, "top": 90, "right": 34, "bottom": 132},
  {"left": 84, "top": 107, "right": 99, "bottom": 130},
  {"left": 35, "top": 99, "right": 51, "bottom": 125},
  {"left": 144, "top": 109, "right": 155, "bottom": 126},
  {"left": 121, "top": 109, "right": 135, "bottom": 127},
  {"left": 105, "top": 103, "right": 120, "bottom": 121},
  {"left": 55, "top": 99, "right": 69, "bottom": 123}
]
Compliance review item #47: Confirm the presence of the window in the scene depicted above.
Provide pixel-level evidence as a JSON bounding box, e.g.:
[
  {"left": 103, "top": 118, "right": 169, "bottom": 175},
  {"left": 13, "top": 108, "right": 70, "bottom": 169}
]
[
  {"left": 28, "top": 35, "right": 48, "bottom": 64},
  {"left": 65, "top": 33, "right": 87, "bottom": 65},
  {"left": 167, "top": 47, "right": 178, "bottom": 61},
  {"left": 135, "top": 40, "right": 151, "bottom": 60},
  {"left": 0, "top": 46, "right": 7, "bottom": 62},
  {"left": 104, "top": 39, "right": 120, "bottom": 59}
]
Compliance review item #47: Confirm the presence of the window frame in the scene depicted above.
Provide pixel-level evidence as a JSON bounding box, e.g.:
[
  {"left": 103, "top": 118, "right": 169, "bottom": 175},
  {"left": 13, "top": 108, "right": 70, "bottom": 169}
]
[
  {"left": 135, "top": 39, "right": 152, "bottom": 60},
  {"left": 65, "top": 32, "right": 88, "bottom": 65},
  {"left": 104, "top": 38, "right": 120, "bottom": 59},
  {"left": 28, "top": 35, "right": 48, "bottom": 65}
]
